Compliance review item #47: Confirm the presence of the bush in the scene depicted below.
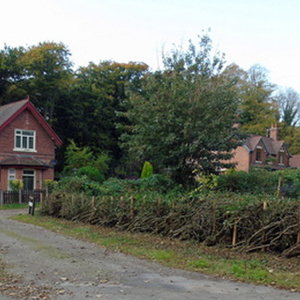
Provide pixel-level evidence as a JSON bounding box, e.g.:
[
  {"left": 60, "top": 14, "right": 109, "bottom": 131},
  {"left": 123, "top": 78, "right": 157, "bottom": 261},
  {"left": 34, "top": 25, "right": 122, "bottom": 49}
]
[
  {"left": 9, "top": 179, "right": 23, "bottom": 191},
  {"left": 141, "top": 161, "right": 154, "bottom": 178},
  {"left": 216, "top": 168, "right": 280, "bottom": 195},
  {"left": 77, "top": 166, "right": 105, "bottom": 183},
  {"left": 53, "top": 175, "right": 103, "bottom": 196},
  {"left": 137, "top": 174, "right": 177, "bottom": 193},
  {"left": 281, "top": 168, "right": 300, "bottom": 198}
]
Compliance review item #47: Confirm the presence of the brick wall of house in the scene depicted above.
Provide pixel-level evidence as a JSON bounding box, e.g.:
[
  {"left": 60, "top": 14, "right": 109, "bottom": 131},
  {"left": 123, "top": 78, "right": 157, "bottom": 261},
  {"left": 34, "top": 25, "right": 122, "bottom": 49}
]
[
  {"left": 0, "top": 108, "right": 57, "bottom": 190},
  {"left": 231, "top": 146, "right": 251, "bottom": 172},
  {"left": 0, "top": 109, "right": 56, "bottom": 164}
]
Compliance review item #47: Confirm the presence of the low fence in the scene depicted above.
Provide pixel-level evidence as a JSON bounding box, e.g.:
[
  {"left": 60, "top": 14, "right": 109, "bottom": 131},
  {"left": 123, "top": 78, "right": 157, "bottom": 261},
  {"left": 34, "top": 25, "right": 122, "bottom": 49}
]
[{"left": 0, "top": 189, "right": 46, "bottom": 205}]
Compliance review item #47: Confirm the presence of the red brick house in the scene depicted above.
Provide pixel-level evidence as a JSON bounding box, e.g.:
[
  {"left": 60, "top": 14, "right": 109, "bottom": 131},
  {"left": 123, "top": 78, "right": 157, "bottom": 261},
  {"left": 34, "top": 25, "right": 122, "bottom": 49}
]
[
  {"left": 229, "top": 124, "right": 291, "bottom": 172},
  {"left": 290, "top": 155, "right": 300, "bottom": 168},
  {"left": 0, "top": 98, "right": 62, "bottom": 190}
]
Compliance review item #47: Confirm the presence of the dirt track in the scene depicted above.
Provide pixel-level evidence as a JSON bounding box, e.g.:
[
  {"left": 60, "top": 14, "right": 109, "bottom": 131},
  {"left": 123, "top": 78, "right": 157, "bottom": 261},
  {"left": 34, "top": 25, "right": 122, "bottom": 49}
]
[{"left": 0, "top": 209, "right": 299, "bottom": 300}]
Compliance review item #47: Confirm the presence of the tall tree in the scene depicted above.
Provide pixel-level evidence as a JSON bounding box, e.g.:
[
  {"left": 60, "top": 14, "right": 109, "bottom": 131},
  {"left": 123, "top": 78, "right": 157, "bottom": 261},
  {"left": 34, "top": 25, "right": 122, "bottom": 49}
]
[
  {"left": 55, "top": 61, "right": 148, "bottom": 172},
  {"left": 223, "top": 64, "right": 279, "bottom": 135},
  {"left": 0, "top": 45, "right": 26, "bottom": 104},
  {"left": 122, "top": 34, "right": 240, "bottom": 184},
  {"left": 18, "top": 42, "right": 73, "bottom": 122},
  {"left": 276, "top": 87, "right": 300, "bottom": 127}
]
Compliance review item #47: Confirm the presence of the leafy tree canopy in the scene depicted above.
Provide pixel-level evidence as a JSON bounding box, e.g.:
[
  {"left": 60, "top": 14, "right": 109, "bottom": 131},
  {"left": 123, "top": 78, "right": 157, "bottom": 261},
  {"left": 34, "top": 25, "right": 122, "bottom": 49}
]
[
  {"left": 223, "top": 63, "right": 279, "bottom": 135},
  {"left": 122, "top": 34, "right": 240, "bottom": 184},
  {"left": 63, "top": 140, "right": 111, "bottom": 177}
]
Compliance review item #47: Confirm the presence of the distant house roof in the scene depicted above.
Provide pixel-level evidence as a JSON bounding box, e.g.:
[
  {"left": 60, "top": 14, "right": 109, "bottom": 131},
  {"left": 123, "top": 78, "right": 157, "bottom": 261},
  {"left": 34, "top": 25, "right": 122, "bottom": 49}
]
[
  {"left": 243, "top": 135, "right": 291, "bottom": 157},
  {"left": 0, "top": 98, "right": 62, "bottom": 147}
]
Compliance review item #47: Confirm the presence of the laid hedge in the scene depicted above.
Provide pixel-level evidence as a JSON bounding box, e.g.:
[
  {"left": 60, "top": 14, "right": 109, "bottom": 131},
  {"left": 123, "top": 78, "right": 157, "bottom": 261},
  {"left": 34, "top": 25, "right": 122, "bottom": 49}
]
[{"left": 41, "top": 187, "right": 300, "bottom": 256}]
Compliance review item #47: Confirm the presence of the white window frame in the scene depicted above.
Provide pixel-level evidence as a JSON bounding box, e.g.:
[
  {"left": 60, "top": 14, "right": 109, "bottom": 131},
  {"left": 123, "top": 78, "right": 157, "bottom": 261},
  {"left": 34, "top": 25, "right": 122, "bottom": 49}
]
[
  {"left": 8, "top": 169, "right": 16, "bottom": 190},
  {"left": 279, "top": 149, "right": 284, "bottom": 165},
  {"left": 255, "top": 146, "right": 262, "bottom": 163},
  {"left": 14, "top": 129, "right": 36, "bottom": 152}
]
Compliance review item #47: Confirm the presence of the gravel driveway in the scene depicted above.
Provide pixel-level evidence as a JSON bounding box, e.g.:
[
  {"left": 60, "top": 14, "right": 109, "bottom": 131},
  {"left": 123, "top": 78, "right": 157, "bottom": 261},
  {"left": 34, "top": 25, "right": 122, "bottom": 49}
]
[{"left": 0, "top": 209, "right": 299, "bottom": 300}]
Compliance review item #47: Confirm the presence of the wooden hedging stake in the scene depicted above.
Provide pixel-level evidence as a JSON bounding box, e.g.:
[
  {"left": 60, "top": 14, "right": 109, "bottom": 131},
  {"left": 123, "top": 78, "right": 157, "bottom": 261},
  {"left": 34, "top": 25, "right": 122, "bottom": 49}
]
[
  {"left": 91, "top": 196, "right": 95, "bottom": 208},
  {"left": 263, "top": 201, "right": 267, "bottom": 210},
  {"left": 276, "top": 175, "right": 282, "bottom": 197},
  {"left": 232, "top": 220, "right": 238, "bottom": 247},
  {"left": 130, "top": 197, "right": 134, "bottom": 218},
  {"left": 212, "top": 199, "right": 217, "bottom": 235},
  {"left": 261, "top": 201, "right": 268, "bottom": 251},
  {"left": 297, "top": 201, "right": 300, "bottom": 244},
  {"left": 157, "top": 198, "right": 161, "bottom": 212}
]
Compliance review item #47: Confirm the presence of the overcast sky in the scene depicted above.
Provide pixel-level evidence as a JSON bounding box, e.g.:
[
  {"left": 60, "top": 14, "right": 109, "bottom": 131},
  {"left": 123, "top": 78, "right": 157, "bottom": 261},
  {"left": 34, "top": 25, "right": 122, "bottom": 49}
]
[{"left": 1, "top": 0, "right": 299, "bottom": 93}]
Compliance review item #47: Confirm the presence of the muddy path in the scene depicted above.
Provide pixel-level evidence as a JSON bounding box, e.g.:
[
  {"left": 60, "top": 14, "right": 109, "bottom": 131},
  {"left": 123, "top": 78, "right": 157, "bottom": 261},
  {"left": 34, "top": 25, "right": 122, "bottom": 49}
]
[{"left": 0, "top": 209, "right": 299, "bottom": 300}]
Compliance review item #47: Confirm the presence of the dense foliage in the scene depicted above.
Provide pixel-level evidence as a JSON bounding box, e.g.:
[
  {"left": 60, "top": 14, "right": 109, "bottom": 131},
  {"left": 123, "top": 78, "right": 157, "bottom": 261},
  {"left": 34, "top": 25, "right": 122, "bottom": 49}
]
[
  {"left": 1, "top": 34, "right": 300, "bottom": 179},
  {"left": 122, "top": 35, "right": 240, "bottom": 183}
]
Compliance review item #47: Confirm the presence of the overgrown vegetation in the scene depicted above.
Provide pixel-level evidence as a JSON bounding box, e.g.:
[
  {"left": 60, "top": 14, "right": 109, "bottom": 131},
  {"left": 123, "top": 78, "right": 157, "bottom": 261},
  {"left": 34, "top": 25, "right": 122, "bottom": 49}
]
[{"left": 2, "top": 34, "right": 300, "bottom": 180}]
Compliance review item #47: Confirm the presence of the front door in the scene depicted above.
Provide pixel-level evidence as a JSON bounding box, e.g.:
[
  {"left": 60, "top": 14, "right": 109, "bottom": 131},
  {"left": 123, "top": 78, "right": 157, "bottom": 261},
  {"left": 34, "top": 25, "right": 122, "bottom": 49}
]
[{"left": 23, "top": 170, "right": 35, "bottom": 190}]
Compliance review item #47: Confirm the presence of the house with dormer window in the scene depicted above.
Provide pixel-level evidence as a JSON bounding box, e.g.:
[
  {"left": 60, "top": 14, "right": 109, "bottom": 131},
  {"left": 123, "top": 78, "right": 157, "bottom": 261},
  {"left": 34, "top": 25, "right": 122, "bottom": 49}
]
[
  {"left": 0, "top": 98, "right": 62, "bottom": 190},
  {"left": 229, "top": 124, "right": 291, "bottom": 172}
]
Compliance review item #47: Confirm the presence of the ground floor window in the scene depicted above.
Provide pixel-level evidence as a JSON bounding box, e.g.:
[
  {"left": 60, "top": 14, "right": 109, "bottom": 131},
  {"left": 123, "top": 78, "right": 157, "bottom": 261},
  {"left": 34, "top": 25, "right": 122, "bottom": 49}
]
[
  {"left": 8, "top": 169, "right": 16, "bottom": 190},
  {"left": 23, "top": 169, "right": 35, "bottom": 190}
]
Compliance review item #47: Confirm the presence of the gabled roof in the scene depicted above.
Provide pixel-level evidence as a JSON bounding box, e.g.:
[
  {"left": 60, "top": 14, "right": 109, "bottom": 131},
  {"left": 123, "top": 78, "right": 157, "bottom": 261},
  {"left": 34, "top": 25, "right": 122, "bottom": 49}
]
[
  {"left": 0, "top": 98, "right": 62, "bottom": 146},
  {"left": 243, "top": 134, "right": 290, "bottom": 157}
]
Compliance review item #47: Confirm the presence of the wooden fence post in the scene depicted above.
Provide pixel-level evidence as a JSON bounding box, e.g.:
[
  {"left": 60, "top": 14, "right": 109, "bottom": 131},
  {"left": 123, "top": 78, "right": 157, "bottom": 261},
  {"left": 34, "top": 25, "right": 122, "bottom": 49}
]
[
  {"left": 0, "top": 190, "right": 3, "bottom": 206},
  {"left": 40, "top": 192, "right": 43, "bottom": 206}
]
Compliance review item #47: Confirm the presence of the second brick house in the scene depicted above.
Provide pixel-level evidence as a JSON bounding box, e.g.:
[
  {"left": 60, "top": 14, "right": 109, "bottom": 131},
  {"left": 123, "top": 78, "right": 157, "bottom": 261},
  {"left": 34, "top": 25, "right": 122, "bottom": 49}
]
[
  {"left": 229, "top": 124, "right": 291, "bottom": 171},
  {"left": 0, "top": 98, "right": 62, "bottom": 191}
]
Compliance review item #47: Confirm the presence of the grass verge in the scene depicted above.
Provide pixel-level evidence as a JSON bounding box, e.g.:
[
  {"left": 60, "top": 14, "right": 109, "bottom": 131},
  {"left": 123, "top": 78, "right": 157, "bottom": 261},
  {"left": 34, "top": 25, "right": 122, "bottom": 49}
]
[
  {"left": 12, "top": 211, "right": 300, "bottom": 292},
  {"left": 0, "top": 203, "right": 30, "bottom": 210}
]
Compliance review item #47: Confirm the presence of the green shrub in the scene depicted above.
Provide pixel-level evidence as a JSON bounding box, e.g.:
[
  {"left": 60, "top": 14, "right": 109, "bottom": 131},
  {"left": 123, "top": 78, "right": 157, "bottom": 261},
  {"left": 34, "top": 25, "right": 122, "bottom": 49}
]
[
  {"left": 9, "top": 179, "right": 24, "bottom": 191},
  {"left": 53, "top": 175, "right": 102, "bottom": 196},
  {"left": 98, "top": 178, "right": 134, "bottom": 196},
  {"left": 77, "top": 166, "right": 105, "bottom": 183},
  {"left": 281, "top": 168, "right": 300, "bottom": 198},
  {"left": 141, "top": 161, "right": 154, "bottom": 178},
  {"left": 216, "top": 168, "right": 280, "bottom": 195},
  {"left": 136, "top": 174, "right": 177, "bottom": 193}
]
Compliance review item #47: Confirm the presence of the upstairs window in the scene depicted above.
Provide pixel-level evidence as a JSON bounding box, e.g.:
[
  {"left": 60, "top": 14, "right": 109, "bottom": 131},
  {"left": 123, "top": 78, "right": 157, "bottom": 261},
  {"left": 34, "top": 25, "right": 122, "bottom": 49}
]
[
  {"left": 14, "top": 129, "right": 36, "bottom": 151},
  {"left": 255, "top": 147, "right": 262, "bottom": 163},
  {"left": 279, "top": 150, "right": 284, "bottom": 165}
]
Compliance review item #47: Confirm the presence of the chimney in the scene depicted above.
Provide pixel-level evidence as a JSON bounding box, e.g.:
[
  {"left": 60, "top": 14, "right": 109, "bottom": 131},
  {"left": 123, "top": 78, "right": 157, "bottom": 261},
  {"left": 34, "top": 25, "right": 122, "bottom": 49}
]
[{"left": 270, "top": 123, "right": 279, "bottom": 141}]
